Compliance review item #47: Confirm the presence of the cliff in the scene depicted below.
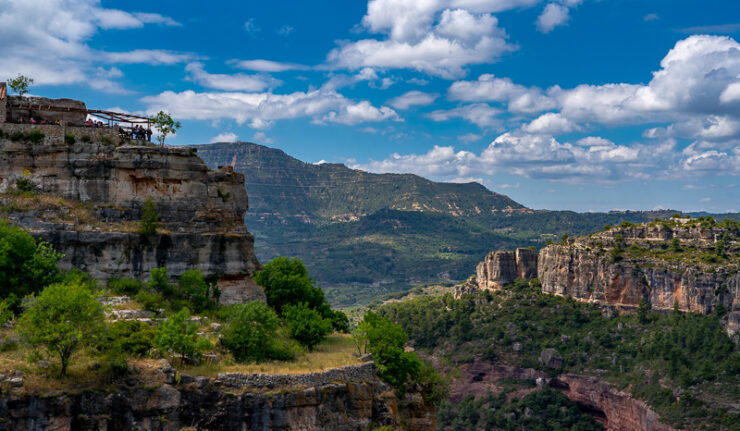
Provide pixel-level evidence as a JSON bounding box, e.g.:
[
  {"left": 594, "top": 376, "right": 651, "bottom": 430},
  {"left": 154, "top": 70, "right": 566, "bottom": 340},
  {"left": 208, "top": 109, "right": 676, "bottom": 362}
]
[
  {"left": 0, "top": 123, "right": 263, "bottom": 304},
  {"left": 0, "top": 363, "right": 435, "bottom": 431},
  {"left": 450, "top": 361, "right": 675, "bottom": 431},
  {"left": 471, "top": 220, "right": 740, "bottom": 335}
]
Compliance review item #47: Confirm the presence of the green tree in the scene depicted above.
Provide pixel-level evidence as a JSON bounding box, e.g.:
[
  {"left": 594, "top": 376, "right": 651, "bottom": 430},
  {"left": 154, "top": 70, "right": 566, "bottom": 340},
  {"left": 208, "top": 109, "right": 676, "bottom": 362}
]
[
  {"left": 138, "top": 197, "right": 160, "bottom": 236},
  {"left": 638, "top": 299, "right": 652, "bottom": 324},
  {"left": 253, "top": 257, "right": 326, "bottom": 315},
  {"left": 148, "top": 267, "right": 175, "bottom": 297},
  {"left": 669, "top": 237, "right": 682, "bottom": 253},
  {"left": 362, "top": 311, "right": 421, "bottom": 397},
  {"left": 221, "top": 301, "right": 292, "bottom": 362},
  {"left": 150, "top": 111, "right": 181, "bottom": 146},
  {"left": 154, "top": 308, "right": 210, "bottom": 365},
  {"left": 16, "top": 281, "right": 105, "bottom": 376},
  {"left": 284, "top": 302, "right": 332, "bottom": 350},
  {"left": 179, "top": 269, "right": 212, "bottom": 312},
  {"left": 0, "top": 220, "right": 63, "bottom": 299},
  {"left": 8, "top": 74, "right": 33, "bottom": 96}
]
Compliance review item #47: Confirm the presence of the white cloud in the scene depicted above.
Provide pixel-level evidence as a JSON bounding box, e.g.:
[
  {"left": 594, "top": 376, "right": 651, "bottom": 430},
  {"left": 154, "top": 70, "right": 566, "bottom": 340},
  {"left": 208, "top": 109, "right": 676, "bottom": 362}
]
[
  {"left": 522, "top": 112, "right": 579, "bottom": 134},
  {"left": 209, "top": 132, "right": 238, "bottom": 143},
  {"left": 536, "top": 3, "right": 570, "bottom": 33},
  {"left": 252, "top": 131, "right": 275, "bottom": 144},
  {"left": 388, "top": 91, "right": 438, "bottom": 109},
  {"left": 231, "top": 59, "right": 308, "bottom": 72},
  {"left": 244, "top": 18, "right": 260, "bottom": 35},
  {"left": 643, "top": 13, "right": 659, "bottom": 22},
  {"left": 0, "top": 0, "right": 184, "bottom": 91},
  {"left": 185, "top": 63, "right": 280, "bottom": 92},
  {"left": 141, "top": 89, "right": 399, "bottom": 129},
  {"left": 428, "top": 103, "right": 502, "bottom": 128},
  {"left": 458, "top": 133, "right": 482, "bottom": 143},
  {"left": 447, "top": 74, "right": 557, "bottom": 113},
  {"left": 277, "top": 25, "right": 294, "bottom": 36},
  {"left": 327, "top": 1, "right": 516, "bottom": 78}
]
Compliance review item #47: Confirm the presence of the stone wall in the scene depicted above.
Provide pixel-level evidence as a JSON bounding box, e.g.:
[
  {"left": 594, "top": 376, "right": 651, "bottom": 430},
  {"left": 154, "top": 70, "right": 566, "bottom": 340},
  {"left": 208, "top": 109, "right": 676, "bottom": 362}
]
[
  {"left": 215, "top": 362, "right": 377, "bottom": 390},
  {"left": 6, "top": 95, "right": 87, "bottom": 124}
]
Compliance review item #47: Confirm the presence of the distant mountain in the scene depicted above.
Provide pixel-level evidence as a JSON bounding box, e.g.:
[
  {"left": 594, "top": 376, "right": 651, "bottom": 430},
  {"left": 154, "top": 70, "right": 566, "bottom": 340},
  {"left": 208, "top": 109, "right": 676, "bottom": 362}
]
[
  {"left": 194, "top": 142, "right": 525, "bottom": 224},
  {"left": 193, "top": 142, "right": 737, "bottom": 306}
]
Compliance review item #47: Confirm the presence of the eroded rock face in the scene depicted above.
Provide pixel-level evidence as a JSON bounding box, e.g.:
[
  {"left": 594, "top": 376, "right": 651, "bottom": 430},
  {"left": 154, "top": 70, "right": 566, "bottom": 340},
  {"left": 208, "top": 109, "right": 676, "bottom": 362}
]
[
  {"left": 0, "top": 365, "right": 435, "bottom": 431},
  {"left": 475, "top": 248, "right": 538, "bottom": 290},
  {"left": 0, "top": 129, "right": 263, "bottom": 304},
  {"left": 538, "top": 225, "right": 739, "bottom": 335}
]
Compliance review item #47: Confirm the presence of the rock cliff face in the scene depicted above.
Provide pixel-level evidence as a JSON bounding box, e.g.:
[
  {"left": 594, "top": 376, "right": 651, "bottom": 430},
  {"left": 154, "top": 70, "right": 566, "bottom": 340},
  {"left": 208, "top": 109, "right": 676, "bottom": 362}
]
[
  {"left": 472, "top": 221, "right": 739, "bottom": 334},
  {"left": 475, "top": 248, "right": 537, "bottom": 290},
  {"left": 452, "top": 361, "right": 675, "bottom": 431},
  {"left": 0, "top": 363, "right": 434, "bottom": 431},
  {"left": 0, "top": 124, "right": 263, "bottom": 304}
]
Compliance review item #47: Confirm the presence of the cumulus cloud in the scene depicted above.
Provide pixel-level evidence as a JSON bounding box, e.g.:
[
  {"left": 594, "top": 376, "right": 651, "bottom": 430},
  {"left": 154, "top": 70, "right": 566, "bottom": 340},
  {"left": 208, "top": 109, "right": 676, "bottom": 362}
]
[
  {"left": 327, "top": 1, "right": 518, "bottom": 78},
  {"left": 428, "top": 103, "right": 502, "bottom": 128},
  {"left": 388, "top": 91, "right": 439, "bottom": 109},
  {"left": 447, "top": 74, "right": 557, "bottom": 113},
  {"left": 141, "top": 89, "right": 399, "bottom": 129},
  {"left": 209, "top": 132, "right": 239, "bottom": 143},
  {"left": 536, "top": 3, "right": 570, "bottom": 33},
  {"left": 522, "top": 112, "right": 579, "bottom": 134},
  {"left": 185, "top": 63, "right": 281, "bottom": 92},
  {"left": 0, "top": 0, "right": 186, "bottom": 91}
]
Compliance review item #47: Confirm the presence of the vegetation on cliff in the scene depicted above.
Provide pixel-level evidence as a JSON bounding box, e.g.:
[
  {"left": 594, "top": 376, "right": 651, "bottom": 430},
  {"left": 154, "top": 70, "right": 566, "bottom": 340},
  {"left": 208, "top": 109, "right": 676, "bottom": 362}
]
[{"left": 377, "top": 281, "right": 740, "bottom": 430}]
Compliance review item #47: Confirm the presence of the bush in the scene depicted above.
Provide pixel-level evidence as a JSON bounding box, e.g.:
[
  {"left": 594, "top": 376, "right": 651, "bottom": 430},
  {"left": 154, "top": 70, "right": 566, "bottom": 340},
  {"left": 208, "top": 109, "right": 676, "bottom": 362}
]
[
  {"left": 17, "top": 280, "right": 105, "bottom": 376},
  {"left": 221, "top": 301, "right": 298, "bottom": 362},
  {"left": 108, "top": 278, "right": 142, "bottom": 296},
  {"left": 284, "top": 303, "right": 332, "bottom": 350},
  {"left": 179, "top": 269, "right": 213, "bottom": 313},
  {"left": 148, "top": 267, "right": 176, "bottom": 297},
  {"left": 0, "top": 220, "right": 63, "bottom": 299},
  {"left": 64, "top": 134, "right": 76, "bottom": 145},
  {"left": 135, "top": 289, "right": 165, "bottom": 312},
  {"left": 103, "top": 320, "right": 156, "bottom": 356},
  {"left": 253, "top": 257, "right": 327, "bottom": 315},
  {"left": 27, "top": 129, "right": 44, "bottom": 143},
  {"left": 138, "top": 197, "right": 160, "bottom": 236},
  {"left": 10, "top": 131, "right": 24, "bottom": 141},
  {"left": 154, "top": 308, "right": 210, "bottom": 365}
]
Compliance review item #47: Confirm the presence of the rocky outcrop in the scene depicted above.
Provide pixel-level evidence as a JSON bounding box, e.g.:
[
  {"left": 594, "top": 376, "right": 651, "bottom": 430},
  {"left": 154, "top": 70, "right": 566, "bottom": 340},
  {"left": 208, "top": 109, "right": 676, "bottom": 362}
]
[
  {"left": 452, "top": 360, "right": 675, "bottom": 431},
  {"left": 0, "top": 364, "right": 435, "bottom": 431},
  {"left": 475, "top": 248, "right": 537, "bottom": 290},
  {"left": 0, "top": 124, "right": 263, "bottom": 304},
  {"left": 538, "top": 223, "right": 739, "bottom": 335}
]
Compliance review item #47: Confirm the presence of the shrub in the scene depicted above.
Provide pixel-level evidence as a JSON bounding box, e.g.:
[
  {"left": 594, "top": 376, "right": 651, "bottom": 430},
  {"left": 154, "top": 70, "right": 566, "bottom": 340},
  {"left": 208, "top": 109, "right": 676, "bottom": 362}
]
[
  {"left": 154, "top": 308, "right": 210, "bottom": 365},
  {"left": 135, "top": 289, "right": 165, "bottom": 312},
  {"left": 0, "top": 220, "right": 63, "bottom": 299},
  {"left": 17, "top": 281, "right": 105, "bottom": 376},
  {"left": 138, "top": 197, "right": 160, "bottom": 236},
  {"left": 148, "top": 267, "right": 176, "bottom": 297},
  {"left": 107, "top": 320, "right": 155, "bottom": 356},
  {"left": 284, "top": 302, "right": 332, "bottom": 350},
  {"left": 27, "top": 129, "right": 44, "bottom": 143},
  {"left": 64, "top": 134, "right": 76, "bottom": 145},
  {"left": 179, "top": 269, "right": 213, "bottom": 313},
  {"left": 10, "top": 131, "right": 24, "bottom": 141},
  {"left": 108, "top": 278, "right": 142, "bottom": 296},
  {"left": 80, "top": 135, "right": 91, "bottom": 143},
  {"left": 221, "top": 301, "right": 298, "bottom": 362}
]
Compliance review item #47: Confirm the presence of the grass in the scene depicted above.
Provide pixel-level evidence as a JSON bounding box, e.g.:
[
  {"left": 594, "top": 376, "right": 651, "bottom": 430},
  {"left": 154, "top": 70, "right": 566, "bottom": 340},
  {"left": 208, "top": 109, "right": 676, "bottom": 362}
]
[{"left": 178, "top": 333, "right": 360, "bottom": 376}]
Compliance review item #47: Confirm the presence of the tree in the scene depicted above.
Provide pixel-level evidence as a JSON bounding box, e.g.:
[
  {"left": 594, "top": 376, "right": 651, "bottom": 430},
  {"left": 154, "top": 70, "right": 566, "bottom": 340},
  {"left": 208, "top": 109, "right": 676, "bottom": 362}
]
[
  {"left": 221, "top": 301, "right": 292, "bottom": 362},
  {"left": 284, "top": 302, "right": 332, "bottom": 350},
  {"left": 637, "top": 299, "right": 652, "bottom": 324},
  {"left": 138, "top": 197, "right": 160, "bottom": 236},
  {"left": 150, "top": 111, "right": 181, "bottom": 146},
  {"left": 0, "top": 220, "right": 63, "bottom": 299},
  {"left": 154, "top": 308, "right": 210, "bottom": 365},
  {"left": 362, "top": 311, "right": 421, "bottom": 397},
  {"left": 16, "top": 281, "right": 105, "bottom": 376},
  {"left": 8, "top": 74, "right": 33, "bottom": 96},
  {"left": 148, "top": 267, "right": 175, "bottom": 297},
  {"left": 253, "top": 257, "right": 326, "bottom": 315},
  {"left": 179, "top": 269, "right": 212, "bottom": 312}
]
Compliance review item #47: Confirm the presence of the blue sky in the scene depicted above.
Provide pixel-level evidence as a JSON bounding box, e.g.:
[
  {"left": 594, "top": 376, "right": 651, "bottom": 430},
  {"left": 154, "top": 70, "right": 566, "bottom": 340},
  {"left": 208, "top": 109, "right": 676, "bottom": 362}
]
[{"left": 2, "top": 0, "right": 739, "bottom": 212}]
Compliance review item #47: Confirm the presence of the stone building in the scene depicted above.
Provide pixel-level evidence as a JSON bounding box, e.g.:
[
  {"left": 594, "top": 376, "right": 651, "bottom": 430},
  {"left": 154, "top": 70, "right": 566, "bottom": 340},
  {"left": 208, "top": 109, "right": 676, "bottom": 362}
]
[{"left": 0, "top": 81, "right": 87, "bottom": 125}]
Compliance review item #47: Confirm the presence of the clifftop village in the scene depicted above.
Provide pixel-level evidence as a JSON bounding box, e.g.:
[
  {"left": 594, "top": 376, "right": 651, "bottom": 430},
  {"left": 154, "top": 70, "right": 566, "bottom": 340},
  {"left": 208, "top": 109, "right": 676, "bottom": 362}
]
[{"left": 0, "top": 81, "right": 154, "bottom": 142}]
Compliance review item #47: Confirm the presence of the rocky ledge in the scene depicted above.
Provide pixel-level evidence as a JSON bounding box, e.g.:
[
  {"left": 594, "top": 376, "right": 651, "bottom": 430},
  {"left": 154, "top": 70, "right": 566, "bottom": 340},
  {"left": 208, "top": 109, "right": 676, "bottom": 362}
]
[
  {"left": 0, "top": 125, "right": 263, "bottom": 304},
  {"left": 0, "top": 362, "right": 434, "bottom": 431}
]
